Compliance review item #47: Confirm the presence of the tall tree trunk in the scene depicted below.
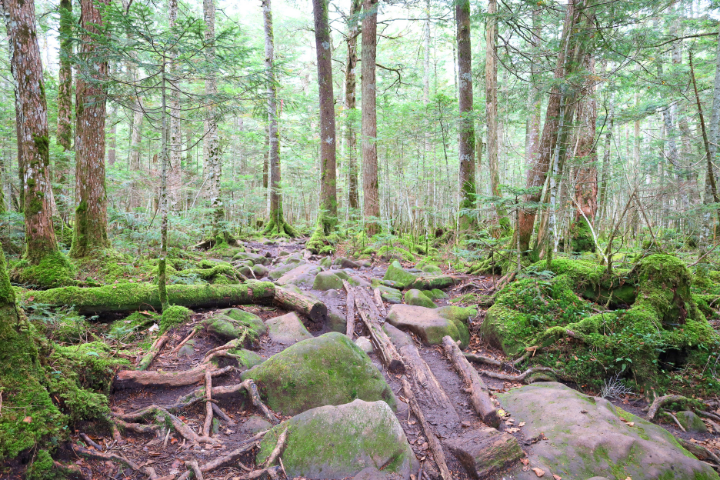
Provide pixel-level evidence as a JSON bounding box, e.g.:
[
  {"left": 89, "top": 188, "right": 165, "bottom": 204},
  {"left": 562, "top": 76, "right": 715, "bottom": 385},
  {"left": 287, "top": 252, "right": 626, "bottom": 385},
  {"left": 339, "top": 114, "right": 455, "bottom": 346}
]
[
  {"left": 71, "top": 0, "right": 110, "bottom": 258},
  {"left": 515, "top": 0, "right": 593, "bottom": 253},
  {"left": 345, "top": 0, "right": 361, "bottom": 213},
  {"left": 456, "top": 0, "right": 476, "bottom": 230},
  {"left": 312, "top": 0, "right": 337, "bottom": 233},
  {"left": 484, "top": 0, "right": 509, "bottom": 231},
  {"left": 2, "top": 0, "right": 60, "bottom": 264},
  {"left": 158, "top": 58, "right": 169, "bottom": 310},
  {"left": 361, "top": 0, "right": 380, "bottom": 236},
  {"left": 262, "top": 0, "right": 294, "bottom": 236},
  {"left": 204, "top": 0, "right": 223, "bottom": 236},
  {"left": 57, "top": 0, "right": 72, "bottom": 151},
  {"left": 598, "top": 89, "right": 614, "bottom": 223},
  {"left": 169, "top": 0, "right": 182, "bottom": 211}
]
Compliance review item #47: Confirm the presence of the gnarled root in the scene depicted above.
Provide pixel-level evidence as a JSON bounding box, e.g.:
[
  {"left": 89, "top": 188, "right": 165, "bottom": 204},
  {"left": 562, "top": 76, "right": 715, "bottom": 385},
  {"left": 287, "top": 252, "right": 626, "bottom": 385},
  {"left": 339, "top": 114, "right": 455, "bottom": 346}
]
[
  {"left": 114, "top": 365, "right": 234, "bottom": 390},
  {"left": 476, "top": 366, "right": 556, "bottom": 383},
  {"left": 647, "top": 394, "right": 693, "bottom": 420},
  {"left": 113, "top": 405, "right": 218, "bottom": 445}
]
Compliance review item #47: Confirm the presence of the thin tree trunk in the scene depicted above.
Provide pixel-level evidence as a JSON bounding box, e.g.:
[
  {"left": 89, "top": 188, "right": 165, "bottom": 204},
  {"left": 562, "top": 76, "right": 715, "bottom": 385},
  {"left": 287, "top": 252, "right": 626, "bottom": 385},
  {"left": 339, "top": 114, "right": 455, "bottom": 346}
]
[
  {"left": 345, "top": 0, "right": 361, "bottom": 213},
  {"left": 312, "top": 0, "right": 337, "bottom": 233},
  {"left": 71, "top": 0, "right": 110, "bottom": 257},
  {"left": 204, "top": 0, "right": 223, "bottom": 236},
  {"left": 2, "top": 0, "right": 59, "bottom": 264},
  {"left": 159, "top": 58, "right": 169, "bottom": 310},
  {"left": 456, "top": 0, "right": 476, "bottom": 230},
  {"left": 598, "top": 89, "right": 614, "bottom": 223},
  {"left": 57, "top": 0, "right": 72, "bottom": 151},
  {"left": 361, "top": 0, "right": 380, "bottom": 236},
  {"left": 169, "top": 0, "right": 181, "bottom": 211}
]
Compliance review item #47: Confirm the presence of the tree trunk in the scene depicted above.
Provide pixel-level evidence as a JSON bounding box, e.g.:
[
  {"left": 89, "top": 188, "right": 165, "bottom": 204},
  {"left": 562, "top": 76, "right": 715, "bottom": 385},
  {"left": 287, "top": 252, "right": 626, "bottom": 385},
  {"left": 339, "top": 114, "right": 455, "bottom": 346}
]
[
  {"left": 515, "top": 0, "right": 593, "bottom": 253},
  {"left": 204, "top": 0, "right": 223, "bottom": 236},
  {"left": 361, "top": 0, "right": 380, "bottom": 236},
  {"left": 598, "top": 89, "right": 614, "bottom": 224},
  {"left": 71, "top": 0, "right": 111, "bottom": 258},
  {"left": 485, "top": 0, "right": 509, "bottom": 231},
  {"left": 704, "top": 23, "right": 720, "bottom": 245},
  {"left": 312, "top": 0, "right": 337, "bottom": 233},
  {"left": 108, "top": 106, "right": 117, "bottom": 166},
  {"left": 2, "top": 0, "right": 60, "bottom": 265},
  {"left": 169, "top": 0, "right": 182, "bottom": 211},
  {"left": 456, "top": 0, "right": 476, "bottom": 230},
  {"left": 345, "top": 0, "right": 361, "bottom": 213},
  {"left": 57, "top": 0, "right": 72, "bottom": 151},
  {"left": 262, "top": 0, "right": 294, "bottom": 236}
]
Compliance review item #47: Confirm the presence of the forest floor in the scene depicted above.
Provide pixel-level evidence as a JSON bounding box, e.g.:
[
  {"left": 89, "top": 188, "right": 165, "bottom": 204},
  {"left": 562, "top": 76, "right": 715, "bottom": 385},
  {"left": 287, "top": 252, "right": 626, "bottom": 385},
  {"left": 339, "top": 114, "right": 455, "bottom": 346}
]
[{"left": 4, "top": 237, "right": 720, "bottom": 480}]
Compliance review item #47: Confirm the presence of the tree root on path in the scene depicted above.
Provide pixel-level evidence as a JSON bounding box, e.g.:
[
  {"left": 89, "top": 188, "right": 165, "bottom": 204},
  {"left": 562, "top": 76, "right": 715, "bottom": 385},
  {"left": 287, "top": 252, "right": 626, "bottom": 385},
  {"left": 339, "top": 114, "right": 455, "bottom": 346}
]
[
  {"left": 647, "top": 394, "right": 695, "bottom": 420},
  {"left": 114, "top": 365, "right": 234, "bottom": 390},
  {"left": 476, "top": 366, "right": 556, "bottom": 383},
  {"left": 211, "top": 379, "right": 278, "bottom": 425},
  {"left": 198, "top": 430, "right": 267, "bottom": 472},
  {"left": 112, "top": 405, "right": 219, "bottom": 445},
  {"left": 112, "top": 417, "right": 162, "bottom": 435},
  {"left": 137, "top": 333, "right": 169, "bottom": 371},
  {"left": 72, "top": 444, "right": 166, "bottom": 479}
]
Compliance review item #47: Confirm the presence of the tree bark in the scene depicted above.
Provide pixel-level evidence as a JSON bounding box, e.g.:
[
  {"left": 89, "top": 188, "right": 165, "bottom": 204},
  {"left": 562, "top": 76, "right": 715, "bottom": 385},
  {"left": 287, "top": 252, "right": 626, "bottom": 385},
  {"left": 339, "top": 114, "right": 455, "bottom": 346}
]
[
  {"left": 57, "top": 0, "right": 72, "bottom": 151},
  {"left": 344, "top": 0, "right": 361, "bottom": 213},
  {"left": 2, "top": 0, "right": 60, "bottom": 264},
  {"left": 361, "top": 0, "right": 380, "bottom": 236},
  {"left": 312, "top": 0, "right": 337, "bottom": 233},
  {"left": 169, "top": 0, "right": 182, "bottom": 211},
  {"left": 204, "top": 0, "right": 223, "bottom": 235},
  {"left": 71, "top": 0, "right": 111, "bottom": 258},
  {"left": 573, "top": 56, "right": 598, "bottom": 224},
  {"left": 456, "top": 0, "right": 476, "bottom": 230}
]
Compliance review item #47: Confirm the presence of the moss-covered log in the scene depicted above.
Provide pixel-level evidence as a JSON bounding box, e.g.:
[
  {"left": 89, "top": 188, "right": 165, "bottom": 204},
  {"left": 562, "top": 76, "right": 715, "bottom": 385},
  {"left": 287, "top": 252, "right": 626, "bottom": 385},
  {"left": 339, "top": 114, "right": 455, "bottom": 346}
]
[{"left": 22, "top": 281, "right": 275, "bottom": 315}]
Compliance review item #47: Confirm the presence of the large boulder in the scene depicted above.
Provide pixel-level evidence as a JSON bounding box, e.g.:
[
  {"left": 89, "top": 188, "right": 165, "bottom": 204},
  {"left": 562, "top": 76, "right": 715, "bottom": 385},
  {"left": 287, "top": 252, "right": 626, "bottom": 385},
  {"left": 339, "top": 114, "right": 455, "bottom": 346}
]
[
  {"left": 382, "top": 261, "right": 417, "bottom": 289},
  {"left": 499, "top": 383, "right": 718, "bottom": 480},
  {"left": 203, "top": 308, "right": 266, "bottom": 343},
  {"left": 276, "top": 264, "right": 321, "bottom": 287},
  {"left": 313, "top": 271, "right": 344, "bottom": 291},
  {"left": 256, "top": 399, "right": 416, "bottom": 479},
  {"left": 265, "top": 312, "right": 313, "bottom": 346},
  {"left": 242, "top": 332, "right": 397, "bottom": 415},
  {"left": 386, "top": 304, "right": 469, "bottom": 346},
  {"left": 268, "top": 259, "right": 306, "bottom": 280}
]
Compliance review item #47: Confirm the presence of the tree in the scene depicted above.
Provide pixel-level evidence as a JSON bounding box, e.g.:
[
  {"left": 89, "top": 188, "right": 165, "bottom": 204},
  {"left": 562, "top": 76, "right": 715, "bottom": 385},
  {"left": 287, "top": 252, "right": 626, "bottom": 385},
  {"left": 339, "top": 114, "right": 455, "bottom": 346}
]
[
  {"left": 307, "top": 0, "right": 338, "bottom": 252},
  {"left": 168, "top": 0, "right": 182, "bottom": 210},
  {"left": 456, "top": 0, "right": 476, "bottom": 230},
  {"left": 70, "top": 0, "right": 111, "bottom": 258},
  {"left": 344, "top": 0, "right": 361, "bottom": 214},
  {"left": 361, "top": 0, "right": 380, "bottom": 236},
  {"left": 57, "top": 0, "right": 73, "bottom": 151},
  {"left": 262, "top": 0, "right": 295, "bottom": 236},
  {"left": 2, "top": 0, "right": 74, "bottom": 286},
  {"left": 204, "top": 0, "right": 224, "bottom": 237}
]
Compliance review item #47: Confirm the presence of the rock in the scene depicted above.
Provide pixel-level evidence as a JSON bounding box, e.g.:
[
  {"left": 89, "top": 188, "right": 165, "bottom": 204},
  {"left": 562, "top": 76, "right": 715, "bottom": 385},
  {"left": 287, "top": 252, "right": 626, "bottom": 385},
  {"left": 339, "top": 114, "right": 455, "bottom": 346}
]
[
  {"left": 242, "top": 332, "right": 397, "bottom": 415},
  {"left": 233, "top": 252, "right": 270, "bottom": 266},
  {"left": 265, "top": 312, "right": 313, "bottom": 345},
  {"left": 237, "top": 265, "right": 253, "bottom": 277},
  {"left": 228, "top": 348, "right": 264, "bottom": 369},
  {"left": 328, "top": 310, "right": 346, "bottom": 333},
  {"left": 404, "top": 289, "right": 436, "bottom": 308},
  {"left": 386, "top": 304, "right": 469, "bottom": 346},
  {"left": 204, "top": 309, "right": 267, "bottom": 343},
  {"left": 241, "top": 415, "right": 272, "bottom": 434},
  {"left": 334, "top": 257, "right": 362, "bottom": 269},
  {"left": 435, "top": 305, "right": 477, "bottom": 324},
  {"left": 320, "top": 257, "right": 332, "bottom": 268},
  {"left": 177, "top": 340, "right": 195, "bottom": 357},
  {"left": 313, "top": 271, "right": 344, "bottom": 290},
  {"left": 355, "top": 336, "right": 373, "bottom": 353},
  {"left": 268, "top": 260, "right": 306, "bottom": 280},
  {"left": 444, "top": 427, "right": 524, "bottom": 479},
  {"left": 378, "top": 285, "right": 402, "bottom": 304},
  {"left": 278, "top": 250, "right": 289, "bottom": 257},
  {"left": 425, "top": 288, "right": 448, "bottom": 300},
  {"left": 353, "top": 467, "right": 399, "bottom": 480},
  {"left": 252, "top": 264, "right": 269, "bottom": 278},
  {"left": 499, "top": 382, "right": 717, "bottom": 480},
  {"left": 382, "top": 261, "right": 417, "bottom": 289},
  {"left": 256, "top": 399, "right": 415, "bottom": 479},
  {"left": 677, "top": 411, "right": 707, "bottom": 433},
  {"left": 276, "top": 264, "right": 321, "bottom": 287},
  {"left": 350, "top": 275, "right": 371, "bottom": 288}
]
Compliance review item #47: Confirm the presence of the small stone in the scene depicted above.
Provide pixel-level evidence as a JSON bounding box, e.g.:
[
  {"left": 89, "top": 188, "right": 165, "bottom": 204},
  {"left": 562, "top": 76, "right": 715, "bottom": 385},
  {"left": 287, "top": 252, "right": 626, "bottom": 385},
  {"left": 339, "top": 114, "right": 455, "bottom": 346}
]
[
  {"left": 242, "top": 415, "right": 272, "bottom": 434},
  {"left": 265, "top": 312, "right": 313, "bottom": 345},
  {"left": 355, "top": 336, "right": 373, "bottom": 353}
]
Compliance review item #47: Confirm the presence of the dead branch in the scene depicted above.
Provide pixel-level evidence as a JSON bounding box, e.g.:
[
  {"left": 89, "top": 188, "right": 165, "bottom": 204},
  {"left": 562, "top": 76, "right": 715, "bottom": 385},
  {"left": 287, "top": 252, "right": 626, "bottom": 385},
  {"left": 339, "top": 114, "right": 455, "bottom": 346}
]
[
  {"left": 647, "top": 394, "right": 692, "bottom": 420},
  {"left": 203, "top": 370, "right": 213, "bottom": 438},
  {"left": 114, "top": 365, "right": 234, "bottom": 390},
  {"left": 476, "top": 366, "right": 556, "bottom": 383},
  {"left": 169, "top": 329, "right": 198, "bottom": 355}
]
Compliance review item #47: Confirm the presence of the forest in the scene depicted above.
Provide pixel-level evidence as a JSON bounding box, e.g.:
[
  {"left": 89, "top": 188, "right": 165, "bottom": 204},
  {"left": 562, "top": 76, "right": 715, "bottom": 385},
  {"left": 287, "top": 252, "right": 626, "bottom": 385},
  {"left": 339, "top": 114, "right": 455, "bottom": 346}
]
[{"left": 2, "top": 0, "right": 720, "bottom": 477}]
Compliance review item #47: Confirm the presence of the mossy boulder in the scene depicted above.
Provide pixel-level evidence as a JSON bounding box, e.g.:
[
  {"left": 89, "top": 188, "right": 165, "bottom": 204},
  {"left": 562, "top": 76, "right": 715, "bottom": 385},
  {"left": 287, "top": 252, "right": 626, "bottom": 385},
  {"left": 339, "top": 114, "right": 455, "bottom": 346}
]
[
  {"left": 276, "top": 264, "right": 320, "bottom": 287},
  {"left": 404, "top": 289, "right": 435, "bottom": 308},
  {"left": 676, "top": 411, "right": 708, "bottom": 434},
  {"left": 333, "top": 257, "right": 361, "bottom": 269},
  {"left": 266, "top": 312, "right": 313, "bottom": 345},
  {"left": 378, "top": 285, "right": 402, "bottom": 304},
  {"left": 204, "top": 309, "right": 266, "bottom": 344},
  {"left": 320, "top": 257, "right": 332, "bottom": 268},
  {"left": 499, "top": 383, "right": 717, "bottom": 480},
  {"left": 312, "top": 271, "right": 344, "bottom": 291},
  {"left": 328, "top": 311, "right": 347, "bottom": 333},
  {"left": 229, "top": 348, "right": 265, "bottom": 369},
  {"left": 268, "top": 259, "right": 304, "bottom": 280},
  {"left": 160, "top": 305, "right": 192, "bottom": 333},
  {"left": 256, "top": 399, "right": 416, "bottom": 479},
  {"left": 382, "top": 261, "right": 417, "bottom": 289},
  {"left": 233, "top": 252, "right": 270, "bottom": 265},
  {"left": 386, "top": 304, "right": 469, "bottom": 346},
  {"left": 242, "top": 332, "right": 397, "bottom": 415},
  {"left": 252, "top": 264, "right": 269, "bottom": 278}
]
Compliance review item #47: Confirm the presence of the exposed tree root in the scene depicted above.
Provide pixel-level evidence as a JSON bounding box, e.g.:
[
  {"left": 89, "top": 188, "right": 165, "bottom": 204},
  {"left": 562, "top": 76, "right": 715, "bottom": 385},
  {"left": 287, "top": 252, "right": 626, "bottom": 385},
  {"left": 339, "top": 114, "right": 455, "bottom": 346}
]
[
  {"left": 170, "top": 329, "right": 198, "bottom": 355},
  {"left": 647, "top": 394, "right": 693, "bottom": 420},
  {"left": 211, "top": 403, "right": 235, "bottom": 425},
  {"left": 113, "top": 405, "right": 219, "bottom": 445},
  {"left": 112, "top": 417, "right": 161, "bottom": 435},
  {"left": 476, "top": 366, "right": 556, "bottom": 383},
  {"left": 79, "top": 433, "right": 103, "bottom": 450},
  {"left": 463, "top": 352, "right": 503, "bottom": 367},
  {"left": 202, "top": 371, "right": 213, "bottom": 438},
  {"left": 679, "top": 438, "right": 720, "bottom": 466},
  {"left": 211, "top": 379, "right": 278, "bottom": 425},
  {"left": 72, "top": 444, "right": 139, "bottom": 471},
  {"left": 114, "top": 364, "right": 234, "bottom": 390},
  {"left": 663, "top": 411, "right": 686, "bottom": 432},
  {"left": 137, "top": 333, "right": 169, "bottom": 371},
  {"left": 198, "top": 431, "right": 267, "bottom": 472}
]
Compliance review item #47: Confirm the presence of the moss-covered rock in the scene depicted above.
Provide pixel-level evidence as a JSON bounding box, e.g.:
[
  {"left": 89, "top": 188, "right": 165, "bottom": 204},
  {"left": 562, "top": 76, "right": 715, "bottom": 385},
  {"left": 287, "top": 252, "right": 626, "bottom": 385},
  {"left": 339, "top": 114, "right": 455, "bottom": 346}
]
[
  {"left": 12, "top": 251, "right": 77, "bottom": 289},
  {"left": 404, "top": 289, "right": 435, "bottom": 308},
  {"left": 676, "top": 411, "right": 707, "bottom": 434},
  {"left": 377, "top": 285, "right": 402, "bottom": 304},
  {"left": 252, "top": 264, "right": 269, "bottom": 278},
  {"left": 268, "top": 260, "right": 305, "bottom": 281},
  {"left": 108, "top": 311, "right": 159, "bottom": 340},
  {"left": 382, "top": 261, "right": 417, "bottom": 289},
  {"left": 266, "top": 312, "right": 313, "bottom": 345},
  {"left": 242, "top": 333, "right": 397, "bottom": 415},
  {"left": 256, "top": 399, "right": 416, "bottom": 479},
  {"left": 312, "top": 271, "right": 344, "bottom": 291},
  {"left": 276, "top": 264, "right": 320, "bottom": 287},
  {"left": 160, "top": 305, "right": 192, "bottom": 333},
  {"left": 228, "top": 348, "right": 264, "bottom": 369},
  {"left": 204, "top": 309, "right": 266, "bottom": 344},
  {"left": 386, "top": 304, "right": 469, "bottom": 346},
  {"left": 328, "top": 311, "right": 346, "bottom": 333}
]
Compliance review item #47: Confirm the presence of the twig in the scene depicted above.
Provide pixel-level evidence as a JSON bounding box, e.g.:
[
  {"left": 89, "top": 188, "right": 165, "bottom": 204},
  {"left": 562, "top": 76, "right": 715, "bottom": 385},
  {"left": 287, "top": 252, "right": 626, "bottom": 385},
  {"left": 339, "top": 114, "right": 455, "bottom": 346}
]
[
  {"left": 663, "top": 411, "right": 686, "bottom": 432},
  {"left": 79, "top": 433, "right": 103, "bottom": 451},
  {"left": 169, "top": 329, "right": 198, "bottom": 355}
]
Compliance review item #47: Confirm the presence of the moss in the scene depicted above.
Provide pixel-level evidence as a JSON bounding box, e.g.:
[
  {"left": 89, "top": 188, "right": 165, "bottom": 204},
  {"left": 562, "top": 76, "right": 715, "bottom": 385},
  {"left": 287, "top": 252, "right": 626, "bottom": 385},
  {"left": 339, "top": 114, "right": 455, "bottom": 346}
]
[
  {"left": 27, "top": 449, "right": 55, "bottom": 480},
  {"left": 13, "top": 251, "right": 76, "bottom": 289},
  {"left": 108, "top": 311, "right": 160, "bottom": 340},
  {"left": 228, "top": 348, "right": 264, "bottom": 369},
  {"left": 382, "top": 261, "right": 417, "bottom": 289},
  {"left": 205, "top": 308, "right": 267, "bottom": 345},
  {"left": 404, "top": 289, "right": 435, "bottom": 308},
  {"left": 242, "top": 333, "right": 397, "bottom": 415},
  {"left": 570, "top": 216, "right": 595, "bottom": 252},
  {"left": 160, "top": 305, "right": 192, "bottom": 333}
]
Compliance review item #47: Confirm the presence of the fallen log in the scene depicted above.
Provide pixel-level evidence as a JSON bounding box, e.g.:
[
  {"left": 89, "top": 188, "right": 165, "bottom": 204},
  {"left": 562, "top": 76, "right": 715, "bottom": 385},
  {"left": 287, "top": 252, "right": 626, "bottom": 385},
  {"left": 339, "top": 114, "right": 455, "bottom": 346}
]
[
  {"left": 476, "top": 366, "right": 556, "bottom": 383},
  {"left": 114, "top": 365, "right": 234, "bottom": 390},
  {"left": 442, "top": 336, "right": 500, "bottom": 428},
  {"left": 22, "top": 281, "right": 275, "bottom": 315},
  {"left": 373, "top": 287, "right": 387, "bottom": 317},
  {"left": 354, "top": 287, "right": 405, "bottom": 374},
  {"left": 401, "top": 377, "right": 452, "bottom": 480},
  {"left": 408, "top": 275, "right": 464, "bottom": 290},
  {"left": 274, "top": 286, "right": 327, "bottom": 323},
  {"left": 343, "top": 280, "right": 356, "bottom": 338}
]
